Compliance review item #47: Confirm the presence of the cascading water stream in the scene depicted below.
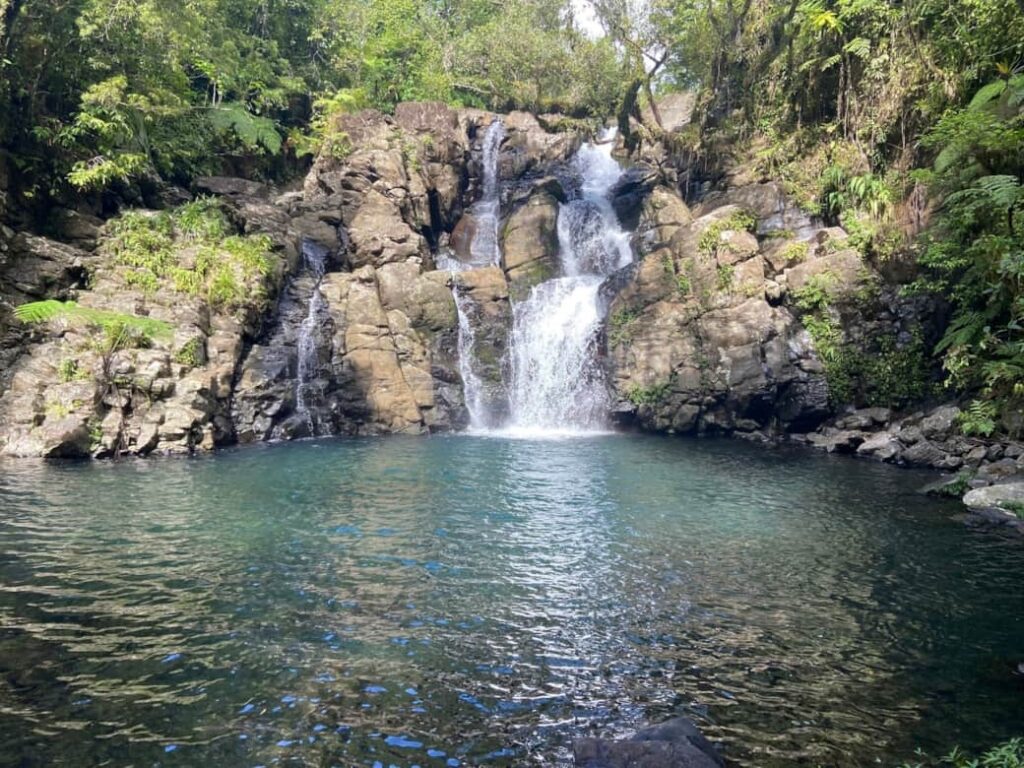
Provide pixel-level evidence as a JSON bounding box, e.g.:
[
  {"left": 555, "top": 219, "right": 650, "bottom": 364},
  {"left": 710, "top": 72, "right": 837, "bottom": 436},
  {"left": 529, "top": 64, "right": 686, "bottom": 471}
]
[
  {"left": 439, "top": 119, "right": 506, "bottom": 429},
  {"left": 468, "top": 119, "right": 506, "bottom": 266},
  {"left": 295, "top": 240, "right": 330, "bottom": 435},
  {"left": 504, "top": 130, "right": 633, "bottom": 434}
]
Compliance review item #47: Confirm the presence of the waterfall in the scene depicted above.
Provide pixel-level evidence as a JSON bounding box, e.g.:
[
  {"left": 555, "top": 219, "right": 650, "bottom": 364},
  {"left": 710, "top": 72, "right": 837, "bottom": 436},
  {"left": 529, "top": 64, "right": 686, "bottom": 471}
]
[
  {"left": 468, "top": 119, "right": 506, "bottom": 266},
  {"left": 504, "top": 130, "right": 632, "bottom": 435},
  {"left": 452, "top": 287, "right": 489, "bottom": 426},
  {"left": 439, "top": 118, "right": 506, "bottom": 429},
  {"left": 295, "top": 240, "right": 330, "bottom": 435}
]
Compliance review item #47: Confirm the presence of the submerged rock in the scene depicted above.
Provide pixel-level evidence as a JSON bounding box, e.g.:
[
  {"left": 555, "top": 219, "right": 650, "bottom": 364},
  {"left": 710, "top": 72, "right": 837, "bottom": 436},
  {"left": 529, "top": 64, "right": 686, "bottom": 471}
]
[
  {"left": 574, "top": 717, "right": 723, "bottom": 768},
  {"left": 963, "top": 482, "right": 1024, "bottom": 529}
]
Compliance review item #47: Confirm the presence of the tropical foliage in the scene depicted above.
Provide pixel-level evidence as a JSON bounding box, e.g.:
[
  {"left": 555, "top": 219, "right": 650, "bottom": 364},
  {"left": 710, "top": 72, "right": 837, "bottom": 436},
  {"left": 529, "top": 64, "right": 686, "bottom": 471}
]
[
  {"left": 0, "top": 0, "right": 625, "bottom": 198},
  {"left": 638, "top": 0, "right": 1023, "bottom": 433}
]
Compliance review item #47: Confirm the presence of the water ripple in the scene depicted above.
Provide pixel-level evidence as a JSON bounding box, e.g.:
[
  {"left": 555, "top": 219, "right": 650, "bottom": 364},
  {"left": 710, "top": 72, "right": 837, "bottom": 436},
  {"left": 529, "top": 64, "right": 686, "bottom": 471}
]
[{"left": 0, "top": 436, "right": 1022, "bottom": 767}]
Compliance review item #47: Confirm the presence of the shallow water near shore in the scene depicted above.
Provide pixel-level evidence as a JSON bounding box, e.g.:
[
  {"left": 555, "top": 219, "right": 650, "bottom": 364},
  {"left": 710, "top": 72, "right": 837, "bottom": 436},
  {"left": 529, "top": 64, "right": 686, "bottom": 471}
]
[{"left": 0, "top": 434, "right": 1022, "bottom": 767}]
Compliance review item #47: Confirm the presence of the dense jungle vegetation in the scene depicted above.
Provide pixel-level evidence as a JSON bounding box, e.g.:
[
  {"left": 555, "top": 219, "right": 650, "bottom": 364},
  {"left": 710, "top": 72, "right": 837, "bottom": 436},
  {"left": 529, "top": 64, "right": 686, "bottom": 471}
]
[{"left": 0, "top": 0, "right": 1022, "bottom": 432}]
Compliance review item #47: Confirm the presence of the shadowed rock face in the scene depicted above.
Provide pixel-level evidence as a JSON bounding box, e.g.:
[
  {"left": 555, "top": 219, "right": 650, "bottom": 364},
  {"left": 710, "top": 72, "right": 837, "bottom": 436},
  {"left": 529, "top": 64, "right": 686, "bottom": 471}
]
[
  {"left": 601, "top": 170, "right": 948, "bottom": 440},
  {"left": 605, "top": 188, "right": 839, "bottom": 437},
  {"left": 574, "top": 717, "right": 724, "bottom": 768}
]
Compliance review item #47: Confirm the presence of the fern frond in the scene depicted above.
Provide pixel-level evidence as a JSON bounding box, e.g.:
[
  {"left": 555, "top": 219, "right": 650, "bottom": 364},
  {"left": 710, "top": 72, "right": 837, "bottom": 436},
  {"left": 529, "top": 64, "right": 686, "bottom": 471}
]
[
  {"left": 843, "top": 37, "right": 870, "bottom": 59},
  {"left": 933, "top": 144, "right": 962, "bottom": 174},
  {"left": 819, "top": 53, "right": 842, "bottom": 70},
  {"left": 13, "top": 299, "right": 76, "bottom": 324},
  {"left": 967, "top": 80, "right": 1006, "bottom": 111},
  {"left": 935, "top": 310, "right": 985, "bottom": 352},
  {"left": 15, "top": 300, "right": 173, "bottom": 339},
  {"left": 1007, "top": 75, "right": 1024, "bottom": 109},
  {"left": 208, "top": 103, "right": 282, "bottom": 155},
  {"left": 975, "top": 174, "right": 1023, "bottom": 209}
]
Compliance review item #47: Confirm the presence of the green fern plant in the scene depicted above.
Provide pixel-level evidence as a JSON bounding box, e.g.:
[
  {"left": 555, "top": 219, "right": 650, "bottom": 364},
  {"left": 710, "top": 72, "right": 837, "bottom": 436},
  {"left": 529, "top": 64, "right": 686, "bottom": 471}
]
[
  {"left": 14, "top": 300, "right": 172, "bottom": 340},
  {"left": 208, "top": 102, "right": 282, "bottom": 155},
  {"left": 958, "top": 399, "right": 998, "bottom": 437}
]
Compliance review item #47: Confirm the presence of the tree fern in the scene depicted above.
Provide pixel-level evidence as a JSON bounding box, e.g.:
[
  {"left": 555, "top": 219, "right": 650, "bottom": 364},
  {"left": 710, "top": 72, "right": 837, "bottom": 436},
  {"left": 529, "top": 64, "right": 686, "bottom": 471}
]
[
  {"left": 934, "top": 310, "right": 986, "bottom": 353},
  {"left": 843, "top": 37, "right": 870, "bottom": 59},
  {"left": 14, "top": 300, "right": 172, "bottom": 339},
  {"left": 208, "top": 103, "right": 282, "bottom": 155},
  {"left": 975, "top": 175, "right": 1023, "bottom": 211}
]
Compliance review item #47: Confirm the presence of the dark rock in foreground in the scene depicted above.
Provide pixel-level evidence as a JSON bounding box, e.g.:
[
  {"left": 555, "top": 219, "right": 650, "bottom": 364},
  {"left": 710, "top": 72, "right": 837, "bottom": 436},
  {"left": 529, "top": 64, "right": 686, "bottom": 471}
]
[{"left": 574, "top": 717, "right": 723, "bottom": 768}]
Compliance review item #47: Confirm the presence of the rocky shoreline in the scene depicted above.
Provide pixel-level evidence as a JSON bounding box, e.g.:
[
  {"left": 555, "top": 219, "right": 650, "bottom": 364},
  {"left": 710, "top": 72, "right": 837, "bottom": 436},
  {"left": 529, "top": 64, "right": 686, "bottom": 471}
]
[
  {"left": 794, "top": 403, "right": 1024, "bottom": 534},
  {"left": 574, "top": 717, "right": 724, "bottom": 768}
]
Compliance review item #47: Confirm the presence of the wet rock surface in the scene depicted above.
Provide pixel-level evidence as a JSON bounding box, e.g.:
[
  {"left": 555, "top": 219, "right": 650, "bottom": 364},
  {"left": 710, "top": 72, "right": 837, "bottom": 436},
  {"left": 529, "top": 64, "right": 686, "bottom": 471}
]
[
  {"left": 605, "top": 189, "right": 846, "bottom": 437},
  {"left": 574, "top": 717, "right": 723, "bottom": 768}
]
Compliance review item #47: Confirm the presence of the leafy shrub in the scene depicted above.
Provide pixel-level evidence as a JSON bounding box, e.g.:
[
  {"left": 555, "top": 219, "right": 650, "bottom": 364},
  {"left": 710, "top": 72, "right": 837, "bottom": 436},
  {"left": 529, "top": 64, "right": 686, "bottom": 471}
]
[
  {"left": 900, "top": 738, "right": 1024, "bottom": 768},
  {"left": 1003, "top": 501, "right": 1024, "bottom": 519},
  {"left": 102, "top": 200, "right": 273, "bottom": 310},
  {"left": 174, "top": 338, "right": 204, "bottom": 368},
  {"left": 716, "top": 264, "right": 735, "bottom": 291},
  {"left": 609, "top": 308, "right": 639, "bottom": 347},
  {"left": 626, "top": 381, "right": 671, "bottom": 406},
  {"left": 792, "top": 271, "right": 839, "bottom": 312},
  {"left": 57, "top": 358, "right": 83, "bottom": 383},
  {"left": 779, "top": 241, "right": 810, "bottom": 263},
  {"left": 698, "top": 210, "right": 757, "bottom": 254}
]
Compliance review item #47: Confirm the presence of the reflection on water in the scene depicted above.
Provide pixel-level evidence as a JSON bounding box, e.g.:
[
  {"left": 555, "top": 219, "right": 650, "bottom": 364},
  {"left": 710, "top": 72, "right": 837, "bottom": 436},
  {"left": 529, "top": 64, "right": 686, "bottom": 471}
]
[{"left": 0, "top": 435, "right": 1022, "bottom": 767}]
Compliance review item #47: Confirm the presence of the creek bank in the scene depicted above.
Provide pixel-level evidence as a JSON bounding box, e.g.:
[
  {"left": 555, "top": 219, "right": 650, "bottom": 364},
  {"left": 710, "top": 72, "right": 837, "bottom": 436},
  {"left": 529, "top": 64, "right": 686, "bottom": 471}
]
[{"left": 791, "top": 403, "right": 1024, "bottom": 534}]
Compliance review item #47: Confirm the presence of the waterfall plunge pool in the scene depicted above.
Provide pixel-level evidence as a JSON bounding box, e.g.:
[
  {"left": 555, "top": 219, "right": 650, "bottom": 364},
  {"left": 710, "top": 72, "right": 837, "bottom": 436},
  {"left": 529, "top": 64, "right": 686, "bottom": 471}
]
[{"left": 0, "top": 434, "right": 1022, "bottom": 767}]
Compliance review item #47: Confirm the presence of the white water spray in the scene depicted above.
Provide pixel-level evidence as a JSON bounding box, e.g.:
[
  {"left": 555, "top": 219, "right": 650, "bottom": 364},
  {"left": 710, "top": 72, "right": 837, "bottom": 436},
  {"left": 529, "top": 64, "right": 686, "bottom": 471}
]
[
  {"left": 468, "top": 120, "right": 506, "bottom": 266},
  {"left": 504, "top": 130, "right": 632, "bottom": 435}
]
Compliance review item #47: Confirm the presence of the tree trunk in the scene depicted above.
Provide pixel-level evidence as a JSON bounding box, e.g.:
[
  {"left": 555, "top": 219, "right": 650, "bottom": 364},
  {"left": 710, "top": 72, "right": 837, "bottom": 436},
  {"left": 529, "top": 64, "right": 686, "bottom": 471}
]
[
  {"left": 0, "top": 0, "right": 24, "bottom": 59},
  {"left": 617, "top": 76, "right": 643, "bottom": 153}
]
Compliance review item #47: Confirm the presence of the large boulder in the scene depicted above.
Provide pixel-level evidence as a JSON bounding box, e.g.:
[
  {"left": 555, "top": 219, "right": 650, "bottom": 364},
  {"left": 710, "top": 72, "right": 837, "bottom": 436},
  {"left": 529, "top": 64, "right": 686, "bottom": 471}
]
[
  {"left": 347, "top": 189, "right": 427, "bottom": 268},
  {"left": 498, "top": 110, "right": 582, "bottom": 178},
  {"left": 962, "top": 482, "right": 1024, "bottom": 532},
  {"left": 641, "top": 92, "right": 696, "bottom": 133},
  {"left": 607, "top": 192, "right": 833, "bottom": 435},
  {"left": 1, "top": 234, "right": 91, "bottom": 301},
  {"left": 501, "top": 187, "right": 561, "bottom": 299},
  {"left": 610, "top": 165, "right": 661, "bottom": 230},
  {"left": 634, "top": 187, "right": 693, "bottom": 256},
  {"left": 233, "top": 261, "right": 462, "bottom": 440},
  {"left": 696, "top": 181, "right": 815, "bottom": 237},
  {"left": 320, "top": 266, "right": 432, "bottom": 434}
]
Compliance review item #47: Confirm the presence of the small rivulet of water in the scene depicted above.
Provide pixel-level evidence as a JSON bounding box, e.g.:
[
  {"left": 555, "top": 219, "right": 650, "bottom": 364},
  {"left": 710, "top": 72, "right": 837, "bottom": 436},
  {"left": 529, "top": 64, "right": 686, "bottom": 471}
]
[
  {"left": 468, "top": 119, "right": 506, "bottom": 266},
  {"left": 505, "top": 130, "right": 633, "bottom": 435},
  {"left": 295, "top": 240, "right": 331, "bottom": 435},
  {"left": 439, "top": 118, "right": 506, "bottom": 430}
]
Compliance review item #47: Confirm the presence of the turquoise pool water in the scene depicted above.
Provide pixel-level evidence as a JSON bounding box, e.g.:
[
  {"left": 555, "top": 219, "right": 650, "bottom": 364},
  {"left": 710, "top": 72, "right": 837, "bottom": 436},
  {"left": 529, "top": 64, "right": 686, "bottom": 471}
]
[{"left": 0, "top": 434, "right": 1021, "bottom": 766}]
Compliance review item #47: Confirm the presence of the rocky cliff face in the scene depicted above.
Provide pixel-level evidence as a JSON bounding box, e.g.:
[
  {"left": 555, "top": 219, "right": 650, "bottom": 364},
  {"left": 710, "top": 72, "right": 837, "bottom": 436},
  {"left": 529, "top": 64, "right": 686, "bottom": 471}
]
[
  {"left": 0, "top": 99, "right": 964, "bottom": 460},
  {"left": 0, "top": 102, "right": 580, "bottom": 457},
  {"left": 605, "top": 180, "right": 870, "bottom": 437}
]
